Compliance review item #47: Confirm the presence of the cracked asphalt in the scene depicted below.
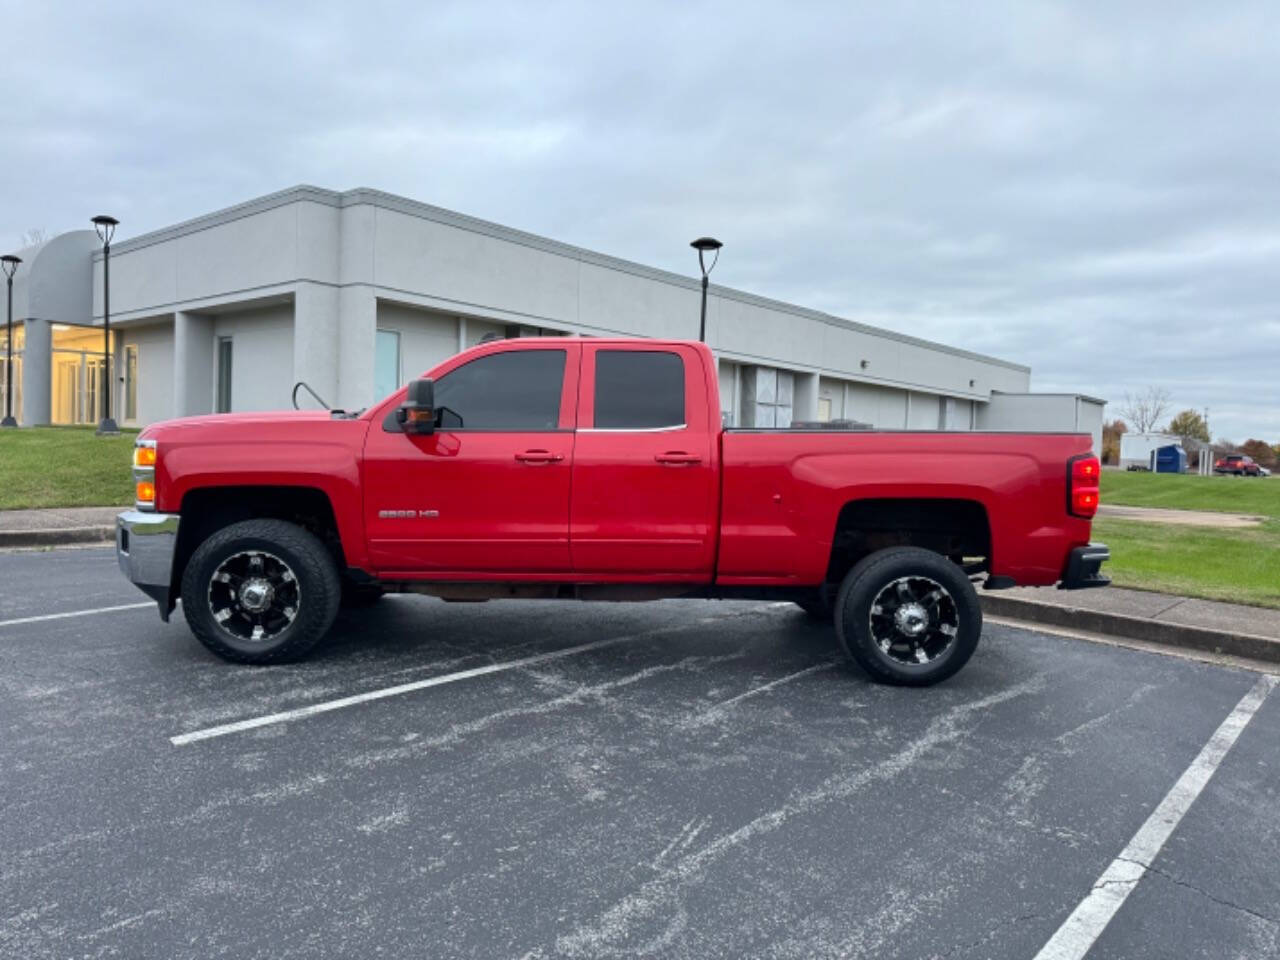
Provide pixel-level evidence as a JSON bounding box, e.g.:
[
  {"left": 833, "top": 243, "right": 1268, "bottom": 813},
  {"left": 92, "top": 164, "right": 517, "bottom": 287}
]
[{"left": 2, "top": 546, "right": 1278, "bottom": 959}]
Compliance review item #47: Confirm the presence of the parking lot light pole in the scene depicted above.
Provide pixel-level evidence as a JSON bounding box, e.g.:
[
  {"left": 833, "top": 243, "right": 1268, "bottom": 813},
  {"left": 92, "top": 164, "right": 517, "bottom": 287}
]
[
  {"left": 92, "top": 215, "right": 120, "bottom": 435},
  {"left": 690, "top": 236, "right": 723, "bottom": 342},
  {"left": 1, "top": 254, "right": 21, "bottom": 428}
]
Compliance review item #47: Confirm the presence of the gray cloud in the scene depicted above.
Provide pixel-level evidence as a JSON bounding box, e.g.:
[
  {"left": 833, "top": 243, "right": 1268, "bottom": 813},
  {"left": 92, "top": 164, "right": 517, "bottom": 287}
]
[{"left": 1, "top": 1, "right": 1276, "bottom": 439}]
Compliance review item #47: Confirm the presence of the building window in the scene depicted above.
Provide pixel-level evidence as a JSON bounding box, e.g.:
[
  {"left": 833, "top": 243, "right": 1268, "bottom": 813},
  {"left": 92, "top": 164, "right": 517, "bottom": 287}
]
[
  {"left": 433, "top": 349, "right": 566, "bottom": 430},
  {"left": 375, "top": 329, "right": 402, "bottom": 403},
  {"left": 216, "top": 337, "right": 233, "bottom": 413},
  {"left": 593, "top": 350, "right": 685, "bottom": 429},
  {"left": 739, "top": 366, "right": 794, "bottom": 428},
  {"left": 124, "top": 345, "right": 138, "bottom": 422}
]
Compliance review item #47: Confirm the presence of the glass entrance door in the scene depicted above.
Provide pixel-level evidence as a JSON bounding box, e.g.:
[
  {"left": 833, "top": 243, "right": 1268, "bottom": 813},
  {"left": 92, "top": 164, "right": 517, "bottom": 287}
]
[{"left": 51, "top": 351, "right": 114, "bottom": 425}]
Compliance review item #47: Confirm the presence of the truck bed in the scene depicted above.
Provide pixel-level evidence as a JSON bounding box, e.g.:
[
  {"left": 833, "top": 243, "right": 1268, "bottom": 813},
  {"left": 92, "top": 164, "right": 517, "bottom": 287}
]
[{"left": 716, "top": 430, "right": 1096, "bottom": 587}]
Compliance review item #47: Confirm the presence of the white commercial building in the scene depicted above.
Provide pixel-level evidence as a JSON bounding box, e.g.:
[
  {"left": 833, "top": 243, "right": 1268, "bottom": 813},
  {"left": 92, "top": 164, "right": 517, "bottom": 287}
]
[{"left": 0, "top": 186, "right": 1103, "bottom": 450}]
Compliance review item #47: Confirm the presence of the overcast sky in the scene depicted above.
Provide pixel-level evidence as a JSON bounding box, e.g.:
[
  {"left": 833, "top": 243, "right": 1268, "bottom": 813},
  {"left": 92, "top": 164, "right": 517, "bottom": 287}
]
[{"left": 2, "top": 2, "right": 1277, "bottom": 440}]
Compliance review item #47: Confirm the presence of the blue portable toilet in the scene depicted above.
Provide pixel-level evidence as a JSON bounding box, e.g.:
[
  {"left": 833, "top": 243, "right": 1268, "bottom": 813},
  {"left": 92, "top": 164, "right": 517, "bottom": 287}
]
[{"left": 1152, "top": 444, "right": 1187, "bottom": 473}]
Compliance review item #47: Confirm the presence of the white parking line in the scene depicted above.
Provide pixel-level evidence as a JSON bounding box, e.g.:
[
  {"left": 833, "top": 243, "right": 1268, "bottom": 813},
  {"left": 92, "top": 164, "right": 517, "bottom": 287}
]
[
  {"left": 0, "top": 601, "right": 154, "bottom": 629},
  {"left": 170, "top": 607, "right": 783, "bottom": 746},
  {"left": 1033, "top": 674, "right": 1277, "bottom": 960}
]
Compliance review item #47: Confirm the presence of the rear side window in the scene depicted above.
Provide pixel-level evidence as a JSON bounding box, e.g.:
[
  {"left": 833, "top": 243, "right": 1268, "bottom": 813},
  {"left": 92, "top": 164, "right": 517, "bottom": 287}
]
[
  {"left": 433, "top": 349, "right": 566, "bottom": 430},
  {"left": 594, "top": 350, "right": 685, "bottom": 429}
]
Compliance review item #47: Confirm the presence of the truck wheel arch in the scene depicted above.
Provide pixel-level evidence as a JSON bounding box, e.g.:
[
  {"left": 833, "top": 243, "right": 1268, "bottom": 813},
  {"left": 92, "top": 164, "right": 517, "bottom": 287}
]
[
  {"left": 825, "top": 497, "right": 992, "bottom": 585},
  {"left": 170, "top": 486, "right": 348, "bottom": 601}
]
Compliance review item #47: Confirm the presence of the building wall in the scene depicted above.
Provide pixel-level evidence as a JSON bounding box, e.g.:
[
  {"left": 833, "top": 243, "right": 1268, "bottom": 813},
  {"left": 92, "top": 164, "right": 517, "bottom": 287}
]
[
  {"left": 376, "top": 302, "right": 458, "bottom": 394},
  {"left": 2, "top": 186, "right": 1115, "bottom": 432},
  {"left": 845, "top": 382, "right": 908, "bottom": 428},
  {"left": 978, "top": 393, "right": 1105, "bottom": 455},
  {"left": 90, "top": 187, "right": 1031, "bottom": 411},
  {"left": 122, "top": 323, "right": 174, "bottom": 427},
  {"left": 907, "top": 392, "right": 941, "bottom": 430},
  {"left": 211, "top": 304, "right": 294, "bottom": 412},
  {"left": 1078, "top": 399, "right": 1105, "bottom": 459}
]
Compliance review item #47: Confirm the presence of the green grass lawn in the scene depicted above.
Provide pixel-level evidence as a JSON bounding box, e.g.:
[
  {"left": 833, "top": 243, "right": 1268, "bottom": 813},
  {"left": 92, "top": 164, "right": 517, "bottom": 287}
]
[
  {"left": 1092, "top": 516, "right": 1280, "bottom": 610},
  {"left": 1095, "top": 470, "right": 1280, "bottom": 608},
  {"left": 0, "top": 427, "right": 138, "bottom": 510},
  {"left": 1101, "top": 469, "right": 1280, "bottom": 519}
]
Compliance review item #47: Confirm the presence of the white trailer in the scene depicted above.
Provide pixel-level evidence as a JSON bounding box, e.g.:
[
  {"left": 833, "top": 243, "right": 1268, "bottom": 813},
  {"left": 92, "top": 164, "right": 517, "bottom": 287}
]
[{"left": 1120, "top": 432, "right": 1180, "bottom": 471}]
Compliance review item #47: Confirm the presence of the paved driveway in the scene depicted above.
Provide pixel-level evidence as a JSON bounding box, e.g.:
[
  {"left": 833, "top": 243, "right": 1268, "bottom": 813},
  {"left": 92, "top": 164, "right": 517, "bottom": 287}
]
[{"left": 2, "top": 547, "right": 1277, "bottom": 959}]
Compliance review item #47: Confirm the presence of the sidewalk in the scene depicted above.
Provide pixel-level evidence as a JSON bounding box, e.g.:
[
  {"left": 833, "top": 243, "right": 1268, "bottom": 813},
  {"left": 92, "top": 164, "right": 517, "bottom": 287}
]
[
  {"left": 982, "top": 585, "right": 1280, "bottom": 665},
  {"left": 0, "top": 506, "right": 125, "bottom": 548}
]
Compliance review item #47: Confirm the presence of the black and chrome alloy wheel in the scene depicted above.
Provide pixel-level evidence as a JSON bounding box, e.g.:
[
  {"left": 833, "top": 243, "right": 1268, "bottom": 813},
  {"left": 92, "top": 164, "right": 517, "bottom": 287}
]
[
  {"left": 207, "top": 549, "right": 301, "bottom": 644},
  {"left": 868, "top": 575, "right": 959, "bottom": 666}
]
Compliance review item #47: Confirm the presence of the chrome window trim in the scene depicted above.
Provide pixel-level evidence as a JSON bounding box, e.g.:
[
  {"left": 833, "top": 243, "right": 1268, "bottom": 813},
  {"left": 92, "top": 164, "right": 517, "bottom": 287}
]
[{"left": 578, "top": 423, "right": 688, "bottom": 434}]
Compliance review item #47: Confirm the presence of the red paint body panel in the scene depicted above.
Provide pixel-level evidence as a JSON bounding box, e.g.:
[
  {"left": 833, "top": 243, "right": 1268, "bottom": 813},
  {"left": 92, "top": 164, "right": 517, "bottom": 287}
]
[
  {"left": 717, "top": 432, "right": 1094, "bottom": 586},
  {"left": 569, "top": 342, "right": 719, "bottom": 577},
  {"left": 146, "top": 411, "right": 372, "bottom": 569},
  {"left": 141, "top": 337, "right": 1095, "bottom": 591},
  {"left": 361, "top": 341, "right": 581, "bottom": 573}
]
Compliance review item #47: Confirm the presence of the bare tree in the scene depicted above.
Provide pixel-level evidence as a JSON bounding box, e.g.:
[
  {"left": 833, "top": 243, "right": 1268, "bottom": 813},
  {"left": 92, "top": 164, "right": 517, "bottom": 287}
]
[
  {"left": 1118, "top": 386, "right": 1172, "bottom": 434},
  {"left": 20, "top": 227, "right": 50, "bottom": 247}
]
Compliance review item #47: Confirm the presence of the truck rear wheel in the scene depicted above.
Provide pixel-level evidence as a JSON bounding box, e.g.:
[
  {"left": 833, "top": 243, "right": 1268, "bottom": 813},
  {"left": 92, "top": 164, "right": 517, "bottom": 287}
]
[
  {"left": 181, "top": 519, "right": 341, "bottom": 664},
  {"left": 834, "top": 546, "right": 981, "bottom": 686}
]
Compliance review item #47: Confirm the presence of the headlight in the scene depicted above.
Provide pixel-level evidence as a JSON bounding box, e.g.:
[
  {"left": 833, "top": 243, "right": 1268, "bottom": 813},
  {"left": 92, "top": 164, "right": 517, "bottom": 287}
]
[{"left": 133, "top": 438, "right": 157, "bottom": 510}]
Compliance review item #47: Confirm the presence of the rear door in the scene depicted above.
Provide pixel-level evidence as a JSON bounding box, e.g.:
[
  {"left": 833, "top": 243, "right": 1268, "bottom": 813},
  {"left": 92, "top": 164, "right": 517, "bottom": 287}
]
[
  {"left": 570, "top": 343, "right": 717, "bottom": 578},
  {"left": 362, "top": 343, "right": 579, "bottom": 573}
]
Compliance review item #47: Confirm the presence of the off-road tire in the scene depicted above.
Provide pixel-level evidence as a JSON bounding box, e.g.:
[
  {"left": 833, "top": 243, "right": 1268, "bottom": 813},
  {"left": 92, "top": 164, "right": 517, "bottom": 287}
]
[
  {"left": 181, "top": 518, "right": 341, "bottom": 664},
  {"left": 834, "top": 546, "right": 982, "bottom": 686}
]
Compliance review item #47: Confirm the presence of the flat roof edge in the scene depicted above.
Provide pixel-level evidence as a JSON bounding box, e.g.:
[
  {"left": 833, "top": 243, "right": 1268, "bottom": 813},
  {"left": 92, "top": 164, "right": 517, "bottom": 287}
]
[
  {"left": 97, "top": 184, "right": 1031, "bottom": 373},
  {"left": 991, "top": 390, "right": 1108, "bottom": 405}
]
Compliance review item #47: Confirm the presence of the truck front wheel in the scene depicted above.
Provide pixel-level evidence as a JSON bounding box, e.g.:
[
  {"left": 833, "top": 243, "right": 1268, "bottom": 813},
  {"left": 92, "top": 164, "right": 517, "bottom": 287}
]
[
  {"left": 834, "top": 546, "right": 981, "bottom": 686},
  {"left": 180, "top": 519, "right": 341, "bottom": 664}
]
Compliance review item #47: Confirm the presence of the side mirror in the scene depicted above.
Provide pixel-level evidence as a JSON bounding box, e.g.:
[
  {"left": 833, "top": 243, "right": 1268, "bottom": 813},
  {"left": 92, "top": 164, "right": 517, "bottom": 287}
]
[{"left": 396, "top": 378, "right": 436, "bottom": 435}]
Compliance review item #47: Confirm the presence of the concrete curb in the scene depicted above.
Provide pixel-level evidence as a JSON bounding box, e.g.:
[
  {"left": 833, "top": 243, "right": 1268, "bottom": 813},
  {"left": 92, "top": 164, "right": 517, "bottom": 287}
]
[
  {"left": 981, "top": 594, "right": 1280, "bottom": 664},
  {"left": 0, "top": 527, "right": 116, "bottom": 549}
]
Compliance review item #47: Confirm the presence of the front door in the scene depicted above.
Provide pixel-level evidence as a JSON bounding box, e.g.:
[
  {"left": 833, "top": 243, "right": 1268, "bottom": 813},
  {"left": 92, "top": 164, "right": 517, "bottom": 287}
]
[{"left": 363, "top": 343, "right": 579, "bottom": 574}]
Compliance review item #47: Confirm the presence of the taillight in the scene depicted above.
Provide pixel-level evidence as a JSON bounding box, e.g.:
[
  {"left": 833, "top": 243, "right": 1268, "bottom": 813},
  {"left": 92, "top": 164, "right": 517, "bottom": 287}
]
[
  {"left": 133, "top": 438, "right": 158, "bottom": 511},
  {"left": 1068, "top": 454, "right": 1101, "bottom": 519}
]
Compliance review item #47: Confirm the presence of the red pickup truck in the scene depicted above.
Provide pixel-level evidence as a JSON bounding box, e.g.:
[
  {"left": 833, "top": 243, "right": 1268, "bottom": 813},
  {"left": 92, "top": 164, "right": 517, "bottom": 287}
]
[{"left": 116, "top": 337, "right": 1107, "bottom": 685}]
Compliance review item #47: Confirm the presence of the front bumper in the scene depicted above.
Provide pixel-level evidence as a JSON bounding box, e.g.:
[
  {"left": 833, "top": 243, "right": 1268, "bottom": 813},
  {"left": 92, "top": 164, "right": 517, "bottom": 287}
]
[
  {"left": 1060, "top": 542, "right": 1110, "bottom": 590},
  {"left": 116, "top": 510, "right": 180, "bottom": 619}
]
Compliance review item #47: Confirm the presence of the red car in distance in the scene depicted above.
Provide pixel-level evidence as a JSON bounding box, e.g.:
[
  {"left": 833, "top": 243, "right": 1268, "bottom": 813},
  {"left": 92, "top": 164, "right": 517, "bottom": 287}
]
[{"left": 1214, "top": 455, "right": 1262, "bottom": 476}]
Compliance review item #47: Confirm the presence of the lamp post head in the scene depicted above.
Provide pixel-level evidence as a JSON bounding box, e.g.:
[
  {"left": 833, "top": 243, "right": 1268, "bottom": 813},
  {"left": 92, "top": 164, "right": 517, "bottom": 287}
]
[
  {"left": 0, "top": 254, "right": 20, "bottom": 280},
  {"left": 690, "top": 236, "right": 723, "bottom": 279},
  {"left": 91, "top": 215, "right": 119, "bottom": 246}
]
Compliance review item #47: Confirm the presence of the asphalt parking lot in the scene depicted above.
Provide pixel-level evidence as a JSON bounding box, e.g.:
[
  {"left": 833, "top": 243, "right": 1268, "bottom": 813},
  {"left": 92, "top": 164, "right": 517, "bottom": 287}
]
[{"left": 2, "top": 547, "right": 1278, "bottom": 960}]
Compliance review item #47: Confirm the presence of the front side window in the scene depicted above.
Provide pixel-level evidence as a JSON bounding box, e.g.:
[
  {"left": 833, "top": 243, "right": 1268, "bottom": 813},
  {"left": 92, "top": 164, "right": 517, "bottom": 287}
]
[
  {"left": 433, "top": 349, "right": 566, "bottom": 430},
  {"left": 593, "top": 350, "right": 685, "bottom": 429}
]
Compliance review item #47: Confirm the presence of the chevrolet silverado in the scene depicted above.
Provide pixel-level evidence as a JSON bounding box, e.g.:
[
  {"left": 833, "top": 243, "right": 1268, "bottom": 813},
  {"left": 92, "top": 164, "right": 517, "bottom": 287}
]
[{"left": 116, "top": 337, "right": 1108, "bottom": 685}]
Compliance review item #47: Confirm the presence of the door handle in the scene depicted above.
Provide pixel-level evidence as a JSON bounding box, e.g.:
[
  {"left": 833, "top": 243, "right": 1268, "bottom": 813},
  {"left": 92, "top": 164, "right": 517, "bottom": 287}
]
[
  {"left": 655, "top": 451, "right": 702, "bottom": 465},
  {"left": 515, "top": 449, "right": 564, "bottom": 464}
]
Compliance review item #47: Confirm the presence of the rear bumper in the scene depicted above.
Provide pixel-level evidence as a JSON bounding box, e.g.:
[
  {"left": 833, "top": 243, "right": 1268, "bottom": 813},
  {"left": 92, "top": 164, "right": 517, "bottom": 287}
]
[
  {"left": 1060, "top": 542, "right": 1110, "bottom": 590},
  {"left": 116, "top": 510, "right": 180, "bottom": 619}
]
